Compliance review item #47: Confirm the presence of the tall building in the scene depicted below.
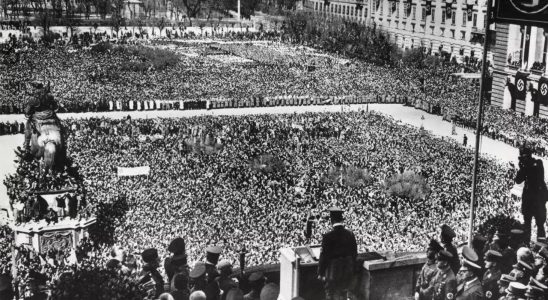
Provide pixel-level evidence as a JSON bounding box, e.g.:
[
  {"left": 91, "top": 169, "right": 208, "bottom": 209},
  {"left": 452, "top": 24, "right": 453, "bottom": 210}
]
[
  {"left": 491, "top": 23, "right": 548, "bottom": 118},
  {"left": 305, "top": 0, "right": 491, "bottom": 60}
]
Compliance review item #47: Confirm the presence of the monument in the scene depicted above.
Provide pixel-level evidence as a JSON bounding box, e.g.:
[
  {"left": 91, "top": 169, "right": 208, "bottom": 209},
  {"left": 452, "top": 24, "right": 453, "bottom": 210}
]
[{"left": 6, "top": 81, "right": 95, "bottom": 253}]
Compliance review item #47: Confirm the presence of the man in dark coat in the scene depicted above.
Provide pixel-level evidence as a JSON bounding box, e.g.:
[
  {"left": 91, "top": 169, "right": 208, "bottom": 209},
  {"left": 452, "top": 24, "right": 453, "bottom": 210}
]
[
  {"left": 429, "top": 250, "right": 457, "bottom": 300},
  {"left": 415, "top": 239, "right": 443, "bottom": 300},
  {"left": 138, "top": 248, "right": 164, "bottom": 299},
  {"left": 482, "top": 250, "right": 503, "bottom": 300},
  {"left": 515, "top": 146, "right": 548, "bottom": 243},
  {"left": 204, "top": 246, "right": 222, "bottom": 300},
  {"left": 164, "top": 237, "right": 188, "bottom": 283},
  {"left": 440, "top": 224, "right": 460, "bottom": 275},
  {"left": 455, "top": 252, "right": 483, "bottom": 300},
  {"left": 318, "top": 207, "right": 357, "bottom": 300}
]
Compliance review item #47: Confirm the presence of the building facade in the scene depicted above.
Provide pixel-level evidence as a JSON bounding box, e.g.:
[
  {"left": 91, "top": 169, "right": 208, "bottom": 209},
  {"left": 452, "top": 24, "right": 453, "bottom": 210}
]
[
  {"left": 491, "top": 23, "right": 548, "bottom": 118},
  {"left": 305, "top": 0, "right": 490, "bottom": 60}
]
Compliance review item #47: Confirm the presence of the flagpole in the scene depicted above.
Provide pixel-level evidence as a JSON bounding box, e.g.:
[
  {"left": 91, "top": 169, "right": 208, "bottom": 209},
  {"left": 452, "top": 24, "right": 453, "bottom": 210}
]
[{"left": 468, "top": 0, "right": 492, "bottom": 247}]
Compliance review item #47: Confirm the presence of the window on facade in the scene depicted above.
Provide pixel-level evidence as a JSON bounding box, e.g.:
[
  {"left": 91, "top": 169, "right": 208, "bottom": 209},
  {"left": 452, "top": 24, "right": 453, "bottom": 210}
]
[
  {"left": 461, "top": 31, "right": 466, "bottom": 40},
  {"left": 451, "top": 10, "right": 456, "bottom": 25},
  {"left": 380, "top": 3, "right": 383, "bottom": 15},
  {"left": 396, "top": 3, "right": 400, "bottom": 17},
  {"left": 364, "top": 8, "right": 368, "bottom": 18},
  {"left": 450, "top": 29, "right": 455, "bottom": 38},
  {"left": 412, "top": 6, "right": 416, "bottom": 19},
  {"left": 462, "top": 12, "right": 466, "bottom": 26},
  {"left": 422, "top": 7, "right": 426, "bottom": 21}
]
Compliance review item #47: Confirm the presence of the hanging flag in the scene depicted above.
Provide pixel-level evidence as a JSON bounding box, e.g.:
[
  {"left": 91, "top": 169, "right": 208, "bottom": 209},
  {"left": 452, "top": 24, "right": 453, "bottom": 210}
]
[
  {"left": 467, "top": 4, "right": 473, "bottom": 21},
  {"left": 392, "top": 0, "right": 397, "bottom": 13},
  {"left": 445, "top": 0, "right": 453, "bottom": 19},
  {"left": 356, "top": 3, "right": 363, "bottom": 11},
  {"left": 425, "top": 0, "right": 432, "bottom": 16},
  {"left": 324, "top": 0, "right": 330, "bottom": 6},
  {"left": 515, "top": 71, "right": 529, "bottom": 100},
  {"left": 494, "top": 1, "right": 548, "bottom": 27},
  {"left": 539, "top": 76, "right": 548, "bottom": 105},
  {"left": 376, "top": 0, "right": 381, "bottom": 10},
  {"left": 406, "top": 0, "right": 412, "bottom": 17}
]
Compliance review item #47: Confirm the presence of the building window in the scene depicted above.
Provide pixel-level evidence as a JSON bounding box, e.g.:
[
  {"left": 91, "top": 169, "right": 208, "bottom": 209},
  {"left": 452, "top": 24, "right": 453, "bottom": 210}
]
[
  {"left": 473, "top": 13, "right": 477, "bottom": 27},
  {"left": 412, "top": 6, "right": 416, "bottom": 19},
  {"left": 451, "top": 10, "right": 456, "bottom": 25},
  {"left": 396, "top": 3, "right": 400, "bottom": 17},
  {"left": 422, "top": 7, "right": 426, "bottom": 21},
  {"left": 462, "top": 12, "right": 467, "bottom": 26},
  {"left": 461, "top": 31, "right": 466, "bottom": 40},
  {"left": 441, "top": 9, "right": 446, "bottom": 24},
  {"left": 380, "top": 2, "right": 383, "bottom": 15},
  {"left": 314, "top": 2, "right": 318, "bottom": 10},
  {"left": 450, "top": 29, "right": 455, "bottom": 38},
  {"left": 364, "top": 8, "right": 368, "bottom": 18}
]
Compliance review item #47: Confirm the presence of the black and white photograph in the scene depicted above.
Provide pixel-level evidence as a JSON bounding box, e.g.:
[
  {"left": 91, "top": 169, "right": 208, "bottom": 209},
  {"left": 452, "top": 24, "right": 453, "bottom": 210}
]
[{"left": 0, "top": 0, "right": 548, "bottom": 299}]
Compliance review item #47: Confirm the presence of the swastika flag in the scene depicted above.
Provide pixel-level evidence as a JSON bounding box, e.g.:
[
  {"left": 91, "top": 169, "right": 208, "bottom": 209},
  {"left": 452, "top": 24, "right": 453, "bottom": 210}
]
[
  {"left": 539, "top": 76, "right": 548, "bottom": 105},
  {"left": 515, "top": 71, "right": 529, "bottom": 100}
]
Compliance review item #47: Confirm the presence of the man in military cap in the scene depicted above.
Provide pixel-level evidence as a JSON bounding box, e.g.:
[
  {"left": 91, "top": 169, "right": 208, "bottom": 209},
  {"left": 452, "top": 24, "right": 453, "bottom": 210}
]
[
  {"left": 318, "top": 207, "right": 357, "bottom": 300},
  {"left": 139, "top": 248, "right": 165, "bottom": 299},
  {"left": 216, "top": 260, "right": 238, "bottom": 300},
  {"left": 415, "top": 239, "right": 443, "bottom": 300},
  {"left": 483, "top": 250, "right": 503, "bottom": 300},
  {"left": 441, "top": 224, "right": 460, "bottom": 274},
  {"left": 526, "top": 278, "right": 547, "bottom": 300},
  {"left": 455, "top": 251, "right": 483, "bottom": 300},
  {"left": 429, "top": 250, "right": 457, "bottom": 300},
  {"left": 457, "top": 246, "right": 479, "bottom": 286},
  {"left": 516, "top": 146, "right": 548, "bottom": 244},
  {"left": 503, "top": 282, "right": 527, "bottom": 300},
  {"left": 204, "top": 246, "right": 222, "bottom": 300},
  {"left": 190, "top": 263, "right": 208, "bottom": 294},
  {"left": 498, "top": 274, "right": 517, "bottom": 299},
  {"left": 244, "top": 272, "right": 265, "bottom": 300},
  {"left": 510, "top": 259, "right": 534, "bottom": 285},
  {"left": 491, "top": 230, "right": 517, "bottom": 274},
  {"left": 165, "top": 237, "right": 188, "bottom": 283}
]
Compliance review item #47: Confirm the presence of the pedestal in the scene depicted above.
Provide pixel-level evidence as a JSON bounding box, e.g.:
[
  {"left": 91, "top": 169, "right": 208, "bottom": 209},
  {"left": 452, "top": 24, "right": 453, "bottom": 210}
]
[{"left": 11, "top": 217, "right": 96, "bottom": 253}]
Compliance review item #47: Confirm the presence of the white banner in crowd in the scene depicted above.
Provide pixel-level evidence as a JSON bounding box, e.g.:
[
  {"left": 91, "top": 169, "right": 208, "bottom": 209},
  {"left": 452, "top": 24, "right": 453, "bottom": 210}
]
[{"left": 117, "top": 166, "right": 150, "bottom": 177}]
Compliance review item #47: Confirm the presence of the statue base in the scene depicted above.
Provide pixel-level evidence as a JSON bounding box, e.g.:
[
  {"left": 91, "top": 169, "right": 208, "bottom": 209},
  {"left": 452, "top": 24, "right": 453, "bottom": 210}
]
[{"left": 11, "top": 217, "right": 96, "bottom": 254}]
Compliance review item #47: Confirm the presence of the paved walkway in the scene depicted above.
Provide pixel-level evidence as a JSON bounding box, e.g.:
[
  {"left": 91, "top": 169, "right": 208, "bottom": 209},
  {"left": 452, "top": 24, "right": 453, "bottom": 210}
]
[{"left": 0, "top": 104, "right": 536, "bottom": 223}]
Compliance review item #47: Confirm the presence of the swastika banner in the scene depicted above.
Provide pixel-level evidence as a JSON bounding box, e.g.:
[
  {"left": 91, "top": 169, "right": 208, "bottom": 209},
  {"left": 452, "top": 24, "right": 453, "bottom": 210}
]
[
  {"left": 515, "top": 71, "right": 529, "bottom": 100},
  {"left": 539, "top": 76, "right": 548, "bottom": 105}
]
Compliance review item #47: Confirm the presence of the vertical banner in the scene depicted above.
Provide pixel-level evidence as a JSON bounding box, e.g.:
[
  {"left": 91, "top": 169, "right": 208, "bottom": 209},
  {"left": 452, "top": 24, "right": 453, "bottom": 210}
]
[
  {"left": 515, "top": 71, "right": 529, "bottom": 100},
  {"left": 377, "top": 0, "right": 381, "bottom": 10},
  {"left": 445, "top": 0, "right": 453, "bottom": 19},
  {"left": 467, "top": 4, "right": 473, "bottom": 21},
  {"left": 406, "top": 0, "right": 412, "bottom": 17},
  {"left": 391, "top": 0, "right": 397, "bottom": 13},
  {"left": 425, "top": 0, "right": 432, "bottom": 16},
  {"left": 539, "top": 76, "right": 548, "bottom": 105}
]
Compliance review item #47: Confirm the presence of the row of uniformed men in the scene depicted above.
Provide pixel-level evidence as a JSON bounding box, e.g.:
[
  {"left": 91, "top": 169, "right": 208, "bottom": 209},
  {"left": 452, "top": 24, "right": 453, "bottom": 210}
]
[{"left": 416, "top": 225, "right": 548, "bottom": 300}]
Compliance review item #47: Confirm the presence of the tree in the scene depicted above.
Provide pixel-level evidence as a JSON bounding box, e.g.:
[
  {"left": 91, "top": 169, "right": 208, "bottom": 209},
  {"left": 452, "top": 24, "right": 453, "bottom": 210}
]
[
  {"left": 156, "top": 17, "right": 166, "bottom": 36},
  {"left": 182, "top": 0, "right": 203, "bottom": 18}
]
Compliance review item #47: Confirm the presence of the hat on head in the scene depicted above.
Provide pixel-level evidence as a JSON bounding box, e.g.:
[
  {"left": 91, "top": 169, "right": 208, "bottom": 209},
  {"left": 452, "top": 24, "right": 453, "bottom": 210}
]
[
  {"left": 511, "top": 229, "right": 524, "bottom": 236},
  {"left": 141, "top": 248, "right": 158, "bottom": 264},
  {"left": 225, "top": 288, "right": 244, "bottom": 300},
  {"left": 190, "top": 263, "right": 206, "bottom": 279},
  {"left": 484, "top": 250, "right": 502, "bottom": 263},
  {"left": 499, "top": 274, "right": 517, "bottom": 285},
  {"left": 436, "top": 250, "right": 453, "bottom": 262},
  {"left": 440, "top": 224, "right": 456, "bottom": 239},
  {"left": 217, "top": 259, "right": 232, "bottom": 271},
  {"left": 206, "top": 246, "right": 222, "bottom": 265},
  {"left": 462, "top": 258, "right": 481, "bottom": 270},
  {"left": 461, "top": 246, "right": 479, "bottom": 262},
  {"left": 189, "top": 290, "right": 207, "bottom": 300},
  {"left": 472, "top": 235, "right": 487, "bottom": 250},
  {"left": 530, "top": 278, "right": 548, "bottom": 290},
  {"left": 525, "top": 285, "right": 544, "bottom": 298},
  {"left": 249, "top": 272, "right": 265, "bottom": 283},
  {"left": 328, "top": 207, "right": 344, "bottom": 222},
  {"left": 428, "top": 239, "right": 443, "bottom": 252},
  {"left": 506, "top": 282, "right": 527, "bottom": 297},
  {"left": 168, "top": 237, "right": 186, "bottom": 255},
  {"left": 260, "top": 283, "right": 280, "bottom": 300},
  {"left": 517, "top": 260, "right": 534, "bottom": 271},
  {"left": 517, "top": 247, "right": 535, "bottom": 266}
]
